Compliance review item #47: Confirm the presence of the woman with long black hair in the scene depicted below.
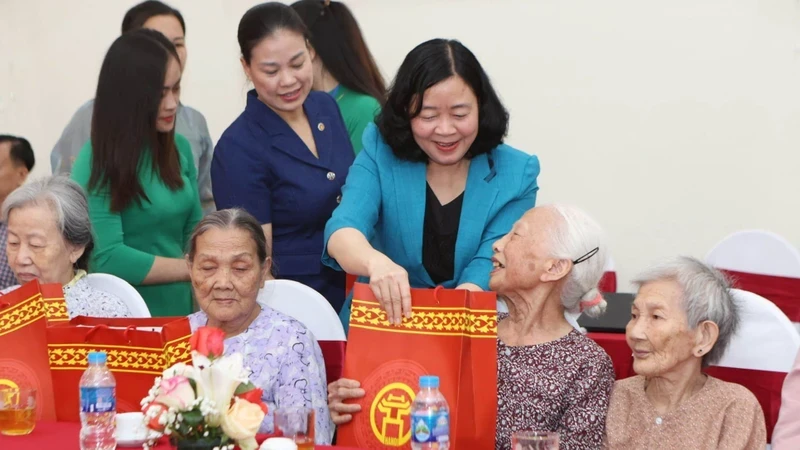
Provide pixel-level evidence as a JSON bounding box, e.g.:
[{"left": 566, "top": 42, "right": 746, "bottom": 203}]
[
  {"left": 292, "top": 0, "right": 385, "bottom": 154},
  {"left": 71, "top": 28, "right": 202, "bottom": 317}
]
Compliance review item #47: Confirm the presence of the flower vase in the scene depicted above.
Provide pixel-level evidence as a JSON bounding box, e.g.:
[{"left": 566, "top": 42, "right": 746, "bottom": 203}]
[{"left": 173, "top": 438, "right": 223, "bottom": 450}]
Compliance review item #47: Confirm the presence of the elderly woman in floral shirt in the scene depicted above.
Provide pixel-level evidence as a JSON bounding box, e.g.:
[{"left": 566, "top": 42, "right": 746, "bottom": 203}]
[{"left": 185, "top": 208, "right": 332, "bottom": 444}]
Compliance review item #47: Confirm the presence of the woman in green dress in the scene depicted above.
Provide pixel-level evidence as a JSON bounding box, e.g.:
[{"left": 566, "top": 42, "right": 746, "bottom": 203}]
[
  {"left": 71, "top": 28, "right": 202, "bottom": 316},
  {"left": 292, "top": 0, "right": 385, "bottom": 155}
]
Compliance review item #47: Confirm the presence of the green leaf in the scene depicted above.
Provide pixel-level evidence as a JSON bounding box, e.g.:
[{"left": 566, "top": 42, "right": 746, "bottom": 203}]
[
  {"left": 182, "top": 409, "right": 204, "bottom": 427},
  {"left": 234, "top": 381, "right": 256, "bottom": 395},
  {"left": 188, "top": 378, "right": 197, "bottom": 393}
]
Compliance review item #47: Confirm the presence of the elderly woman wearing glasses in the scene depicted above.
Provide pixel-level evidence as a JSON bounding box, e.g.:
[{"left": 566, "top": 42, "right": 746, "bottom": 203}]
[{"left": 604, "top": 257, "right": 766, "bottom": 449}]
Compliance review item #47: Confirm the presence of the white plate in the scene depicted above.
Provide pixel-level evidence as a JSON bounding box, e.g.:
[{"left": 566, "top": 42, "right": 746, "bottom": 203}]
[
  {"left": 116, "top": 431, "right": 161, "bottom": 447},
  {"left": 117, "top": 437, "right": 148, "bottom": 447}
]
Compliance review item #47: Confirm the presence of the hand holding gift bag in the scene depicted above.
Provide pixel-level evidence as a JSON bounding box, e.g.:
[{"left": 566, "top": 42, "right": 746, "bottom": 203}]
[
  {"left": 46, "top": 316, "right": 192, "bottom": 421},
  {"left": 0, "top": 280, "right": 61, "bottom": 420},
  {"left": 336, "top": 283, "right": 498, "bottom": 449}
]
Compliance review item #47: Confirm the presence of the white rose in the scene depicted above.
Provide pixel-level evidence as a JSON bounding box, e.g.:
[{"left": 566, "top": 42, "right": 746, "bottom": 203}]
[{"left": 221, "top": 397, "right": 265, "bottom": 448}]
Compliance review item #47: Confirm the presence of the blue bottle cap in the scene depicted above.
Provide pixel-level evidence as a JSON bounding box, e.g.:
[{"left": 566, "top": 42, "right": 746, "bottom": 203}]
[
  {"left": 419, "top": 375, "right": 439, "bottom": 389},
  {"left": 88, "top": 351, "right": 107, "bottom": 364}
]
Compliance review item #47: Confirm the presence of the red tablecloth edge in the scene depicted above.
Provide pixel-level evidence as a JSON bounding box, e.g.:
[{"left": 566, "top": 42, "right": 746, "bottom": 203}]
[{"left": 0, "top": 421, "right": 359, "bottom": 450}]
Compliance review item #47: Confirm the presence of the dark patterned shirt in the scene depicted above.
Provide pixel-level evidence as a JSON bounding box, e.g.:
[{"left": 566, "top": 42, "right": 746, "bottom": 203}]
[
  {"left": 0, "top": 222, "right": 17, "bottom": 290},
  {"left": 496, "top": 315, "right": 615, "bottom": 450}
]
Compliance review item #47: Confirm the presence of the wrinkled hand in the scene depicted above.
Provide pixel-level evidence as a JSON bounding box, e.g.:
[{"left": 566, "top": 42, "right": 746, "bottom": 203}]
[
  {"left": 327, "top": 378, "right": 365, "bottom": 425},
  {"left": 367, "top": 255, "right": 412, "bottom": 325}
]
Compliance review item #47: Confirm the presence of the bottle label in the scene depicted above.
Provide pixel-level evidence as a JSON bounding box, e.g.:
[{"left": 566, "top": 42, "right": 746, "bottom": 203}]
[
  {"left": 80, "top": 387, "right": 116, "bottom": 413},
  {"left": 411, "top": 410, "right": 449, "bottom": 444}
]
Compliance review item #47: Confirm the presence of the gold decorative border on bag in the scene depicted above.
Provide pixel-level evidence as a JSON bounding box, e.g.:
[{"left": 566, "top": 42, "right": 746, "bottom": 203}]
[
  {"left": 0, "top": 294, "right": 46, "bottom": 337},
  {"left": 48, "top": 336, "right": 192, "bottom": 375},
  {"left": 164, "top": 336, "right": 192, "bottom": 366},
  {"left": 349, "top": 299, "right": 497, "bottom": 338},
  {"left": 42, "top": 296, "right": 69, "bottom": 323}
]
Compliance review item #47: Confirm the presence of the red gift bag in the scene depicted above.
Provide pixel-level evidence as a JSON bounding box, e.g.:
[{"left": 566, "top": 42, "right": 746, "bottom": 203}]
[
  {"left": 0, "top": 280, "right": 59, "bottom": 420},
  {"left": 337, "top": 283, "right": 498, "bottom": 449},
  {"left": 46, "top": 316, "right": 192, "bottom": 421},
  {"left": 40, "top": 282, "right": 69, "bottom": 325}
]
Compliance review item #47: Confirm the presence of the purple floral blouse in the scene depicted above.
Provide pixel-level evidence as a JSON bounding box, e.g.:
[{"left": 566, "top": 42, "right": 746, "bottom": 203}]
[{"left": 189, "top": 306, "right": 333, "bottom": 444}]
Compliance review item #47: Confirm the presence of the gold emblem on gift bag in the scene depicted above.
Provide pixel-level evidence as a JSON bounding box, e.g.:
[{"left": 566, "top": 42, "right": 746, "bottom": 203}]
[{"left": 370, "top": 382, "right": 415, "bottom": 446}]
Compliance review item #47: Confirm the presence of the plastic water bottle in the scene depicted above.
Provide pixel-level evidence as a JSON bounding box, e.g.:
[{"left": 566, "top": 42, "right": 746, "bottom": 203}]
[
  {"left": 80, "top": 351, "right": 117, "bottom": 450},
  {"left": 410, "top": 375, "right": 450, "bottom": 450}
]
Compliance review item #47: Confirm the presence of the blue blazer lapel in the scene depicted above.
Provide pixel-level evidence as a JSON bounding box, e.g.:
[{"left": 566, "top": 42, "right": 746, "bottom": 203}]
[
  {"left": 271, "top": 135, "right": 327, "bottom": 168},
  {"left": 454, "top": 153, "right": 499, "bottom": 279},
  {"left": 305, "top": 97, "right": 334, "bottom": 169},
  {"left": 246, "top": 90, "right": 331, "bottom": 169},
  {"left": 391, "top": 160, "right": 433, "bottom": 285}
]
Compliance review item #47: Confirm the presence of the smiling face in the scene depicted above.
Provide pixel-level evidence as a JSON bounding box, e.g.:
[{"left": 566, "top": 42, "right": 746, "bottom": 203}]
[
  {"left": 489, "top": 208, "right": 560, "bottom": 294},
  {"left": 189, "top": 227, "right": 270, "bottom": 327},
  {"left": 6, "top": 203, "right": 84, "bottom": 286},
  {"left": 409, "top": 76, "right": 479, "bottom": 167},
  {"left": 241, "top": 29, "right": 313, "bottom": 118},
  {"left": 627, "top": 279, "right": 702, "bottom": 377}
]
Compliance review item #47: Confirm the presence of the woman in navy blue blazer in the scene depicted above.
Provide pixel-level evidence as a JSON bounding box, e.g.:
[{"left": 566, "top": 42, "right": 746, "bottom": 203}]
[
  {"left": 323, "top": 38, "right": 540, "bottom": 328},
  {"left": 212, "top": 3, "right": 354, "bottom": 313}
]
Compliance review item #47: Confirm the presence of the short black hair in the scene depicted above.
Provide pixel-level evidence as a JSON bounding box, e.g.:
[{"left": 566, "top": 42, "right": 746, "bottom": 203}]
[
  {"left": 238, "top": 2, "right": 309, "bottom": 65},
  {"left": 122, "top": 0, "right": 186, "bottom": 34},
  {"left": 376, "top": 39, "right": 509, "bottom": 163},
  {"left": 0, "top": 135, "right": 35, "bottom": 171}
]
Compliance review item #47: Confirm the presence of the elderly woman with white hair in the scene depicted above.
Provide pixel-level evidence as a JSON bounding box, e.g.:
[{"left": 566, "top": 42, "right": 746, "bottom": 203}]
[
  {"left": 328, "top": 204, "right": 615, "bottom": 449},
  {"left": 604, "top": 257, "right": 766, "bottom": 449},
  {"left": 1, "top": 176, "right": 131, "bottom": 318}
]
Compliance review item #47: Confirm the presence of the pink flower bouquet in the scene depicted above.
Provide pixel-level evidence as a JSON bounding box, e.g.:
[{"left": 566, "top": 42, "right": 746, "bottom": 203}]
[{"left": 141, "top": 326, "right": 268, "bottom": 450}]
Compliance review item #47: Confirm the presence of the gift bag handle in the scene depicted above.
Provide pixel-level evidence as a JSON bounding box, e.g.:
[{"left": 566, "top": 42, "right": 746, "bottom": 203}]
[
  {"left": 433, "top": 285, "right": 469, "bottom": 306},
  {"left": 434, "top": 285, "right": 444, "bottom": 304},
  {"left": 84, "top": 324, "right": 109, "bottom": 342},
  {"left": 84, "top": 324, "right": 137, "bottom": 344},
  {"left": 122, "top": 325, "right": 137, "bottom": 343}
]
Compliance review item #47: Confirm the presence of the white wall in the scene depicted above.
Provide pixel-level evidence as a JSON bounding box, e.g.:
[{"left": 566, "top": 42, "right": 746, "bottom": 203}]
[{"left": 3, "top": 0, "right": 800, "bottom": 290}]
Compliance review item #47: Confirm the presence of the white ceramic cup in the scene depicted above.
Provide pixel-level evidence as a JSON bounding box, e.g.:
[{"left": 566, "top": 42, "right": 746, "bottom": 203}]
[
  {"left": 259, "top": 437, "right": 298, "bottom": 450},
  {"left": 115, "top": 412, "right": 148, "bottom": 441}
]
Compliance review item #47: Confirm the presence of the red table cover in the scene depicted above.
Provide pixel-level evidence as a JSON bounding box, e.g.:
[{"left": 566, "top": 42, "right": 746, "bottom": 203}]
[
  {"left": 587, "top": 332, "right": 634, "bottom": 380},
  {"left": 0, "top": 421, "right": 359, "bottom": 449},
  {"left": 720, "top": 269, "right": 800, "bottom": 322},
  {"left": 318, "top": 340, "right": 346, "bottom": 383},
  {"left": 588, "top": 331, "right": 786, "bottom": 441}
]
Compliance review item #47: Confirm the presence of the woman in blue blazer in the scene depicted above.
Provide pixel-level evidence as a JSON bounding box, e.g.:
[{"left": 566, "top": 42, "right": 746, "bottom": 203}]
[
  {"left": 212, "top": 4, "right": 354, "bottom": 313},
  {"left": 323, "top": 38, "right": 540, "bottom": 329}
]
